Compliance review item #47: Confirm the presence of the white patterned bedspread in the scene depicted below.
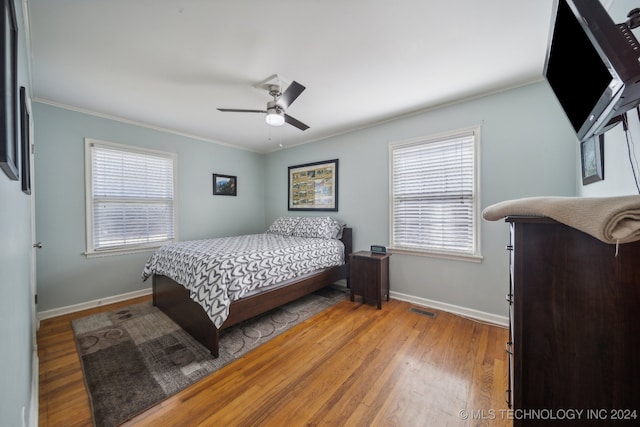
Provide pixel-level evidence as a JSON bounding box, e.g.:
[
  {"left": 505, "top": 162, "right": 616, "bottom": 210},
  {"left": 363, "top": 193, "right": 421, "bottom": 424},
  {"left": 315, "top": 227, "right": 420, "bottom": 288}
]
[{"left": 142, "top": 233, "right": 345, "bottom": 328}]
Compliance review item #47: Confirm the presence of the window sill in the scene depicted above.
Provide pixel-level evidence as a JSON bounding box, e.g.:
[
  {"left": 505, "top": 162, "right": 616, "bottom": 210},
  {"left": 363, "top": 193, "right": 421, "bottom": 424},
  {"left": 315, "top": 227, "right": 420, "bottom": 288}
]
[
  {"left": 84, "top": 245, "right": 163, "bottom": 258},
  {"left": 388, "top": 246, "right": 483, "bottom": 263}
]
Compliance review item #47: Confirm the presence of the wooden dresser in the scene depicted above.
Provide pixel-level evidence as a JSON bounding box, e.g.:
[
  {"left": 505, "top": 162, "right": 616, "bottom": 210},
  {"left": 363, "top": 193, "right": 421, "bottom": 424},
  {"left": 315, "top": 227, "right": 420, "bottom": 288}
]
[{"left": 505, "top": 216, "right": 640, "bottom": 426}]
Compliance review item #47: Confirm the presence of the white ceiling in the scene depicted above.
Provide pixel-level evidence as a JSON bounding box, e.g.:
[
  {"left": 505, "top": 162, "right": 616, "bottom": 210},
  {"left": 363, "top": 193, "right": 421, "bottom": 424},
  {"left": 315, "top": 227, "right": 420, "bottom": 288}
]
[{"left": 27, "top": 0, "right": 555, "bottom": 153}]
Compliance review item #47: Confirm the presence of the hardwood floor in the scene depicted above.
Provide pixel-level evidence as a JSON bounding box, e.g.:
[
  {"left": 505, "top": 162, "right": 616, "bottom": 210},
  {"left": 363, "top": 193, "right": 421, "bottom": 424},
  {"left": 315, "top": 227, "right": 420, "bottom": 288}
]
[{"left": 38, "top": 295, "right": 512, "bottom": 426}]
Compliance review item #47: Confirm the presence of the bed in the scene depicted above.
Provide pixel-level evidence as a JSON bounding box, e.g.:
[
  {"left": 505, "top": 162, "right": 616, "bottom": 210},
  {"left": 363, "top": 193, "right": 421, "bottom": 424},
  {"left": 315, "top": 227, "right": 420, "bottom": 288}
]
[{"left": 142, "top": 216, "right": 353, "bottom": 357}]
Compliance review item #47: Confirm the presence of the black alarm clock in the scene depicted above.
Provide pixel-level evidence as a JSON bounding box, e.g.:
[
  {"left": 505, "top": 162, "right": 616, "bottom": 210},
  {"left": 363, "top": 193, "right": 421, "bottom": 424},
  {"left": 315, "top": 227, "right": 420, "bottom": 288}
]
[{"left": 370, "top": 245, "right": 387, "bottom": 254}]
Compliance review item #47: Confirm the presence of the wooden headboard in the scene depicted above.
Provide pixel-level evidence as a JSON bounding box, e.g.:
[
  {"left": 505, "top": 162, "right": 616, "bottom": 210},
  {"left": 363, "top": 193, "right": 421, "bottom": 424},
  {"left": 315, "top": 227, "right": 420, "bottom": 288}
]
[{"left": 341, "top": 227, "right": 353, "bottom": 263}]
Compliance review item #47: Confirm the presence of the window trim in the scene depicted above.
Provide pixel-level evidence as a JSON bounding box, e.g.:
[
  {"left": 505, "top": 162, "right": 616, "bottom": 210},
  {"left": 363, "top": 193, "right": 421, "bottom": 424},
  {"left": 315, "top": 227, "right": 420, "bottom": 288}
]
[
  {"left": 388, "top": 125, "right": 482, "bottom": 262},
  {"left": 84, "top": 138, "right": 178, "bottom": 258}
]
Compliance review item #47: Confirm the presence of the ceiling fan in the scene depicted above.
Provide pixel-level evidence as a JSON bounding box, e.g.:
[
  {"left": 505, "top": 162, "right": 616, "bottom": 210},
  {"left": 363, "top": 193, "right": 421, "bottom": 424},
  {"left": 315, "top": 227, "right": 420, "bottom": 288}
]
[{"left": 217, "top": 77, "right": 310, "bottom": 131}]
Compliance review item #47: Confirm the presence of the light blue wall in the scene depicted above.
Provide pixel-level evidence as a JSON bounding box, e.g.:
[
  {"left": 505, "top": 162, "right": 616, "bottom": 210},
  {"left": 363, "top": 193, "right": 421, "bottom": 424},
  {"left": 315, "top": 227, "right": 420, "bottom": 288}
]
[
  {"left": 33, "top": 103, "right": 267, "bottom": 312},
  {"left": 0, "top": 1, "right": 36, "bottom": 425},
  {"left": 578, "top": 0, "right": 640, "bottom": 197},
  {"left": 265, "top": 81, "right": 578, "bottom": 317},
  {"left": 33, "top": 80, "right": 580, "bottom": 322}
]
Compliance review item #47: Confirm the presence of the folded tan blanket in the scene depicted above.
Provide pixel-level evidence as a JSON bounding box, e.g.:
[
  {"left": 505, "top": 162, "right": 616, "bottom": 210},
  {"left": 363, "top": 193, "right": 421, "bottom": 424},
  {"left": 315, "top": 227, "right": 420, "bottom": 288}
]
[{"left": 482, "top": 196, "right": 640, "bottom": 244}]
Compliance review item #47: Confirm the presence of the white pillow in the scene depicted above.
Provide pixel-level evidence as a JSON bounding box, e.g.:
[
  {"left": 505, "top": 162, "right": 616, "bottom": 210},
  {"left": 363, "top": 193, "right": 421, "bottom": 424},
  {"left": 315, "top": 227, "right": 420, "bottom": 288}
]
[
  {"left": 266, "top": 216, "right": 301, "bottom": 235},
  {"left": 291, "top": 217, "right": 345, "bottom": 239}
]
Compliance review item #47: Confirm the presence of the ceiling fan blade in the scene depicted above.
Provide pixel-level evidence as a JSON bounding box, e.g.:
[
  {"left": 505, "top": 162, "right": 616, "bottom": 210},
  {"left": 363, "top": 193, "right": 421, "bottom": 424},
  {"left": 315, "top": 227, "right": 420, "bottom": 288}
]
[
  {"left": 217, "top": 108, "right": 266, "bottom": 113},
  {"left": 284, "top": 114, "right": 309, "bottom": 131},
  {"left": 278, "top": 81, "right": 306, "bottom": 109}
]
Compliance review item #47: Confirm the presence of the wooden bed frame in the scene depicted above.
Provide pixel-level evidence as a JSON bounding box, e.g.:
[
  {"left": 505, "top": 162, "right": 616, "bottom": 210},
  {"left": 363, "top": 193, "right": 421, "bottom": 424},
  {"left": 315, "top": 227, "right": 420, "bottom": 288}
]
[{"left": 152, "top": 228, "right": 353, "bottom": 357}]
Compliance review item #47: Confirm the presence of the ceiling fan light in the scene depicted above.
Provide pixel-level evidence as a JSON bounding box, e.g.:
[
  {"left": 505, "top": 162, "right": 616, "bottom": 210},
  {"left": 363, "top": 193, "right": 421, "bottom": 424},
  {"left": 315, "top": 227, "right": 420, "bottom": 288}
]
[{"left": 265, "top": 110, "right": 285, "bottom": 126}]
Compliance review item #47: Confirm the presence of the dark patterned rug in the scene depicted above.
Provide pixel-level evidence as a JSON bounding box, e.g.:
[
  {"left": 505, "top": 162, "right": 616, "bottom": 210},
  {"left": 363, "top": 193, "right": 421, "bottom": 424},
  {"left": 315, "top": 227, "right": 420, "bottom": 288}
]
[{"left": 71, "top": 286, "right": 347, "bottom": 427}]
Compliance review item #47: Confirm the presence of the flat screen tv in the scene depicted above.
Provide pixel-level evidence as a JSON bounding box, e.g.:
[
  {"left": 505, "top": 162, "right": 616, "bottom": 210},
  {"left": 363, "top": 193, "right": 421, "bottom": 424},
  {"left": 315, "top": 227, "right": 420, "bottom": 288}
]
[{"left": 544, "top": 0, "right": 640, "bottom": 141}]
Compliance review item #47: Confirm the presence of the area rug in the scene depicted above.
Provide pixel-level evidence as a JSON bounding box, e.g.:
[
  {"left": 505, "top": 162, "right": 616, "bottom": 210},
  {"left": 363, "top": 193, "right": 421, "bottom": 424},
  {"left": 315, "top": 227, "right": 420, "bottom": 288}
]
[{"left": 71, "top": 286, "right": 347, "bottom": 427}]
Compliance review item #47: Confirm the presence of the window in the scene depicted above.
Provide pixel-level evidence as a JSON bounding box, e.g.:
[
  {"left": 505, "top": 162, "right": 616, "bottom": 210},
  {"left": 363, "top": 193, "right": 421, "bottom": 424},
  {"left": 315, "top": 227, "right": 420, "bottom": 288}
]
[
  {"left": 85, "top": 138, "right": 177, "bottom": 256},
  {"left": 389, "top": 126, "right": 481, "bottom": 261}
]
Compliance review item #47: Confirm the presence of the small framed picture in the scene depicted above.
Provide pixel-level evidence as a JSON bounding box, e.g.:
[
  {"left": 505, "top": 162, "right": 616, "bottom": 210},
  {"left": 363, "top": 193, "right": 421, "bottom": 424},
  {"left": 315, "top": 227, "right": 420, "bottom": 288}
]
[
  {"left": 213, "top": 173, "right": 237, "bottom": 196},
  {"left": 20, "top": 87, "right": 31, "bottom": 194},
  {"left": 580, "top": 134, "right": 604, "bottom": 185}
]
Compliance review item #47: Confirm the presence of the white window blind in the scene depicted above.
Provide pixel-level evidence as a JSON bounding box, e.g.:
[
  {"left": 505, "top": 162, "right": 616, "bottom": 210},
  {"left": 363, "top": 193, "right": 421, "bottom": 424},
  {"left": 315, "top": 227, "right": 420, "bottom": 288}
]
[
  {"left": 86, "top": 139, "right": 176, "bottom": 254},
  {"left": 390, "top": 129, "right": 479, "bottom": 257}
]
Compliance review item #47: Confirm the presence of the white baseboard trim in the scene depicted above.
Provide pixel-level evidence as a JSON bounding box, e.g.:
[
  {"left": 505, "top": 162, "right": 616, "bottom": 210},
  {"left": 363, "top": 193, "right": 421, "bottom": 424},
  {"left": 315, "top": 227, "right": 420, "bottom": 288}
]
[
  {"left": 35, "top": 285, "right": 507, "bottom": 327},
  {"left": 390, "top": 290, "right": 508, "bottom": 327},
  {"left": 29, "top": 350, "right": 38, "bottom": 427},
  {"left": 37, "top": 288, "right": 152, "bottom": 321}
]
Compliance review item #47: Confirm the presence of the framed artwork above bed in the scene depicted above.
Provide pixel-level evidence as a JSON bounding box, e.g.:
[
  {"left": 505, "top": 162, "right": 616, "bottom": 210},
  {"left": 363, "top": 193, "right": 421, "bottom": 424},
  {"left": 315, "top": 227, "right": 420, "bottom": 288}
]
[{"left": 288, "top": 158, "right": 338, "bottom": 211}]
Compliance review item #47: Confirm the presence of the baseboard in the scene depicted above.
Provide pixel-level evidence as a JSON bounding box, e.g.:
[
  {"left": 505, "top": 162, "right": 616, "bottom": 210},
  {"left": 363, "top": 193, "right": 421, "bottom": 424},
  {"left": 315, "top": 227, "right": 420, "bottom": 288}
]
[
  {"left": 37, "top": 288, "right": 152, "bottom": 321},
  {"left": 28, "top": 350, "right": 38, "bottom": 427},
  {"left": 390, "top": 290, "right": 509, "bottom": 327},
  {"left": 332, "top": 279, "right": 348, "bottom": 288},
  {"left": 35, "top": 285, "right": 507, "bottom": 327}
]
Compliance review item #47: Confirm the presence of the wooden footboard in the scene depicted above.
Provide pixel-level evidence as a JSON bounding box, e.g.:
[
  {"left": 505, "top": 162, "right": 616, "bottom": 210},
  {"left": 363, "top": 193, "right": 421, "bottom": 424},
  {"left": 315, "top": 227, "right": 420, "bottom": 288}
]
[{"left": 153, "top": 227, "right": 352, "bottom": 357}]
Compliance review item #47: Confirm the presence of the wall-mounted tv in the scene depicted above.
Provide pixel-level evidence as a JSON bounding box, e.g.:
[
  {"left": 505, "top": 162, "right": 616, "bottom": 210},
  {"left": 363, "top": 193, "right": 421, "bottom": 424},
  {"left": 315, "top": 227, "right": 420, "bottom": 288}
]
[{"left": 544, "top": 0, "right": 640, "bottom": 142}]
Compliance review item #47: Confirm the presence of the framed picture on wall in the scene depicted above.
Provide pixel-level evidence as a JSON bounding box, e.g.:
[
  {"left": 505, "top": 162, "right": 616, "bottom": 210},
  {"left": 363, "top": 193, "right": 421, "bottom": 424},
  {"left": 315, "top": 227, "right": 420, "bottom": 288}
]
[
  {"left": 20, "top": 87, "right": 31, "bottom": 194},
  {"left": 288, "top": 159, "right": 338, "bottom": 211},
  {"left": 580, "top": 134, "right": 604, "bottom": 185},
  {"left": 213, "top": 173, "right": 237, "bottom": 196},
  {"left": 1, "top": 0, "right": 19, "bottom": 181}
]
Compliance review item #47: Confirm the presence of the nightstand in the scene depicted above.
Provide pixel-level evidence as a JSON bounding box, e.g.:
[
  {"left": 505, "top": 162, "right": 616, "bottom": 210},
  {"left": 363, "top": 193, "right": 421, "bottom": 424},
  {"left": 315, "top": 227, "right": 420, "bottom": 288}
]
[{"left": 349, "top": 251, "right": 391, "bottom": 309}]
